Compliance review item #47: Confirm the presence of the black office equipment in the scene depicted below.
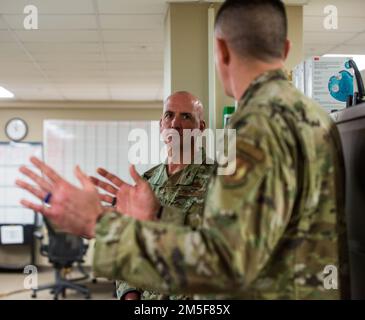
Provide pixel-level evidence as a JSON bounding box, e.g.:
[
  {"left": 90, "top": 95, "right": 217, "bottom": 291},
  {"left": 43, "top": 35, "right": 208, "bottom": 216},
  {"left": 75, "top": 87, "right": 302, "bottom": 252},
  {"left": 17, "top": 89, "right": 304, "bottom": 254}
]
[
  {"left": 333, "top": 102, "right": 365, "bottom": 299},
  {"left": 32, "top": 217, "right": 91, "bottom": 300},
  {"left": 346, "top": 60, "right": 365, "bottom": 108}
]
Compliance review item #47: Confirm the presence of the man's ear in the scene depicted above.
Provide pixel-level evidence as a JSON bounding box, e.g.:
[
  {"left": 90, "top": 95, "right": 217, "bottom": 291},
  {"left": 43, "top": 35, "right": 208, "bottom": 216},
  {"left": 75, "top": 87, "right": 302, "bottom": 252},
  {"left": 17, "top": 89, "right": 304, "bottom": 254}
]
[
  {"left": 200, "top": 120, "right": 206, "bottom": 131},
  {"left": 283, "top": 39, "right": 291, "bottom": 61},
  {"left": 216, "top": 37, "right": 230, "bottom": 66},
  {"left": 159, "top": 119, "right": 163, "bottom": 133}
]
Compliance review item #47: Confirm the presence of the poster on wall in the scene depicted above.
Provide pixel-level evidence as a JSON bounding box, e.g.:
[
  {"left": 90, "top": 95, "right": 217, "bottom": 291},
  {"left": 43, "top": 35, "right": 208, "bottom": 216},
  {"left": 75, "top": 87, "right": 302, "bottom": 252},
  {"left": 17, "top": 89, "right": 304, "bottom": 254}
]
[{"left": 293, "top": 56, "right": 354, "bottom": 112}]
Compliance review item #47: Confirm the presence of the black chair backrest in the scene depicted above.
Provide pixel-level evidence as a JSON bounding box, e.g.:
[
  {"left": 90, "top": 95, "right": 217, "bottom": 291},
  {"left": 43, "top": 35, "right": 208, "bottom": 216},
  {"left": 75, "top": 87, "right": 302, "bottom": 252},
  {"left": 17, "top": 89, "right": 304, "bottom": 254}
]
[{"left": 44, "top": 219, "right": 86, "bottom": 267}]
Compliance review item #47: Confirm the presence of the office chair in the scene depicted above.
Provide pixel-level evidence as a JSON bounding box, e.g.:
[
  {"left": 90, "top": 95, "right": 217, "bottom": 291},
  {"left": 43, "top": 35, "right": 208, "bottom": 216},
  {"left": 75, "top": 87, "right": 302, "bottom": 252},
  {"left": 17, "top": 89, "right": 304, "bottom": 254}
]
[{"left": 32, "top": 216, "right": 91, "bottom": 300}]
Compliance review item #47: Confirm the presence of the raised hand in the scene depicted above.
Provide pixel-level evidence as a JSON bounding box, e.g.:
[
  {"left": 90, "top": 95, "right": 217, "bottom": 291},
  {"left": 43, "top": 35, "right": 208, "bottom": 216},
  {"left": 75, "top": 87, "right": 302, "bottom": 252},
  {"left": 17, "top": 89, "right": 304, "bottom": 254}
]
[
  {"left": 16, "top": 157, "right": 104, "bottom": 239},
  {"left": 90, "top": 168, "right": 121, "bottom": 207},
  {"left": 93, "top": 165, "right": 161, "bottom": 221}
]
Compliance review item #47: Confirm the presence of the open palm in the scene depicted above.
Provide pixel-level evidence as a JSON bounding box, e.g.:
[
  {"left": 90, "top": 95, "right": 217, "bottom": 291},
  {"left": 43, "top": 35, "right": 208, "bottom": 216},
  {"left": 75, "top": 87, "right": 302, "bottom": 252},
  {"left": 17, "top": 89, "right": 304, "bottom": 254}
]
[{"left": 91, "top": 165, "right": 160, "bottom": 221}]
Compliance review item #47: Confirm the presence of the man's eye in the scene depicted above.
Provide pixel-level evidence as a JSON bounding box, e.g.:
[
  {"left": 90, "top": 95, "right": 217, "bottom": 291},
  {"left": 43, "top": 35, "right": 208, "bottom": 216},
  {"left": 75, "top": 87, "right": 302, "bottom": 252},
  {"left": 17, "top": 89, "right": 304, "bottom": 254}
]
[
  {"left": 165, "top": 113, "right": 172, "bottom": 119},
  {"left": 183, "top": 114, "right": 191, "bottom": 120}
]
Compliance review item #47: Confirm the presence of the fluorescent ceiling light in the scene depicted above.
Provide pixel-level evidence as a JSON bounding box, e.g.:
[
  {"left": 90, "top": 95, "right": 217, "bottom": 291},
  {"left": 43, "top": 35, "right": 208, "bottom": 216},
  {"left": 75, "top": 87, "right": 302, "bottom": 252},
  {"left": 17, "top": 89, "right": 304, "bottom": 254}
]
[
  {"left": 323, "top": 54, "right": 365, "bottom": 71},
  {"left": 0, "top": 86, "right": 14, "bottom": 98}
]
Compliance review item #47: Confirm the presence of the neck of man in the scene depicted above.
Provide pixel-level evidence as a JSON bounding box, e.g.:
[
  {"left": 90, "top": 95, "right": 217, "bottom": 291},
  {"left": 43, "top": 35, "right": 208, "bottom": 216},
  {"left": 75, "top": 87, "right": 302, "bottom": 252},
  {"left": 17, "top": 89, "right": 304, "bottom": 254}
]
[
  {"left": 230, "top": 57, "right": 285, "bottom": 101},
  {"left": 167, "top": 143, "right": 197, "bottom": 176}
]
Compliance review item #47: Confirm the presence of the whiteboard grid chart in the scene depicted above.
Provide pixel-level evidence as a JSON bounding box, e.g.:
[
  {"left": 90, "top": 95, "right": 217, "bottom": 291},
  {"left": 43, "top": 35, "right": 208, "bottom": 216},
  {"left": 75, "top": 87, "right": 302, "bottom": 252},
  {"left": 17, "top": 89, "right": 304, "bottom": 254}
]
[{"left": 44, "top": 120, "right": 163, "bottom": 189}]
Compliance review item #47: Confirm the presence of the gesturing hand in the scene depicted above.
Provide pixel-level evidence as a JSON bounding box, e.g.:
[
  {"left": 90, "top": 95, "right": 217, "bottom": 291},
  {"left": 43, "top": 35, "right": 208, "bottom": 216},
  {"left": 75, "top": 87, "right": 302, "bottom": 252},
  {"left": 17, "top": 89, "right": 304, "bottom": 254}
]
[
  {"left": 90, "top": 167, "right": 122, "bottom": 209},
  {"left": 16, "top": 157, "right": 104, "bottom": 239},
  {"left": 91, "top": 165, "right": 161, "bottom": 221}
]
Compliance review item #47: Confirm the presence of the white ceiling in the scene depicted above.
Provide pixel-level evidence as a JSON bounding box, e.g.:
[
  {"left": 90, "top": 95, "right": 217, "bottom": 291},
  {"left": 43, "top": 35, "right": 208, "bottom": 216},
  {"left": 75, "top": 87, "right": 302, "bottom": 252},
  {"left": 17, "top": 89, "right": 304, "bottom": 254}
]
[
  {"left": 0, "top": 0, "right": 167, "bottom": 101},
  {"left": 304, "top": 0, "right": 365, "bottom": 57},
  {"left": 0, "top": 0, "right": 364, "bottom": 102}
]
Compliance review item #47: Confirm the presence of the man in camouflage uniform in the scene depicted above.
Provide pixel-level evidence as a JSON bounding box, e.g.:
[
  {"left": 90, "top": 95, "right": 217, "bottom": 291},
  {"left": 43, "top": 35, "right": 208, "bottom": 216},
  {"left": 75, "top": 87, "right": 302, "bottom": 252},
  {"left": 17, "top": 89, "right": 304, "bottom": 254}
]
[
  {"left": 90, "top": 91, "right": 216, "bottom": 300},
  {"left": 17, "top": 0, "right": 350, "bottom": 299}
]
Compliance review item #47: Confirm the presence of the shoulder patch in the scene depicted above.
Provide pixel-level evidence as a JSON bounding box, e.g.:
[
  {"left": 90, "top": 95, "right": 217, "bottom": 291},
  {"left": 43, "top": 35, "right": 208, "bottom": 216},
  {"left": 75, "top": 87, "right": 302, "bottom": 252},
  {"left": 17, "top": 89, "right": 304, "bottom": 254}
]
[
  {"left": 237, "top": 139, "right": 265, "bottom": 162},
  {"left": 220, "top": 139, "right": 265, "bottom": 187}
]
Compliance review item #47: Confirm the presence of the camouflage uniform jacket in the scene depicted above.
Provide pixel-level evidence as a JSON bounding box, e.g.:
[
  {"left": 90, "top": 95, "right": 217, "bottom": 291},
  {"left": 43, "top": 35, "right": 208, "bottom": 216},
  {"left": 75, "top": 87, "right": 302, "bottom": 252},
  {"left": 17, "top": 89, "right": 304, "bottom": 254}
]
[
  {"left": 94, "top": 69, "right": 349, "bottom": 299},
  {"left": 116, "top": 159, "right": 216, "bottom": 300}
]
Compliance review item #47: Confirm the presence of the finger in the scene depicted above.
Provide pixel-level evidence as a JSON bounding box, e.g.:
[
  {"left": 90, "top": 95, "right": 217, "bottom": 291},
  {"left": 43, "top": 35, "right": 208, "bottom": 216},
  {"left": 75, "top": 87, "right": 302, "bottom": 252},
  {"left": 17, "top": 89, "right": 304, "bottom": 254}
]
[
  {"left": 30, "top": 157, "right": 64, "bottom": 184},
  {"left": 16, "top": 180, "right": 47, "bottom": 201},
  {"left": 20, "top": 199, "right": 53, "bottom": 217},
  {"left": 90, "top": 176, "right": 118, "bottom": 195},
  {"left": 75, "top": 166, "right": 94, "bottom": 190},
  {"left": 98, "top": 193, "right": 114, "bottom": 204},
  {"left": 129, "top": 165, "right": 144, "bottom": 185},
  {"left": 90, "top": 176, "right": 100, "bottom": 186},
  {"left": 19, "top": 166, "right": 53, "bottom": 192},
  {"left": 97, "top": 168, "right": 124, "bottom": 188}
]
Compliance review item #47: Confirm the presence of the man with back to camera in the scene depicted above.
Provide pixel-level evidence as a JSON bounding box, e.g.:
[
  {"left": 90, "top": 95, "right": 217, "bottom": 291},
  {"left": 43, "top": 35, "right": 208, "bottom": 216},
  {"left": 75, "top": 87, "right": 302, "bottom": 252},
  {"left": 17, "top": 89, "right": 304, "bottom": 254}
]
[
  {"left": 17, "top": 0, "right": 350, "bottom": 299},
  {"left": 91, "top": 91, "right": 216, "bottom": 300}
]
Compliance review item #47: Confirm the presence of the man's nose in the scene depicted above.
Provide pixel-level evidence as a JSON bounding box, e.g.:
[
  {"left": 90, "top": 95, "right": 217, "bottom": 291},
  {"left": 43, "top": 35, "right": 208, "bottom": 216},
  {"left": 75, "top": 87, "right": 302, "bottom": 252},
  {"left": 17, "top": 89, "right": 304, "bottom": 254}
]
[{"left": 171, "top": 116, "right": 182, "bottom": 129}]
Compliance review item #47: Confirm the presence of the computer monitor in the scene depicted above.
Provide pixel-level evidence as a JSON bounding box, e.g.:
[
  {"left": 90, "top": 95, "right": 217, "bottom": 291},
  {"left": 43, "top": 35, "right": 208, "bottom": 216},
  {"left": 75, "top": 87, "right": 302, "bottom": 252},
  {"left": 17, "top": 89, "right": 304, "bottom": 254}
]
[{"left": 333, "top": 103, "right": 365, "bottom": 299}]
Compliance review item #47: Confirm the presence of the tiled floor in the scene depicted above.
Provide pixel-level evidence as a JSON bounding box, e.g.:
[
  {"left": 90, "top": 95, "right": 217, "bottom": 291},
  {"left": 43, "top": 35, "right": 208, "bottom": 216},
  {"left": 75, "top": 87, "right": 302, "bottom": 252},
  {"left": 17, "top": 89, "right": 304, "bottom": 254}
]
[{"left": 0, "top": 267, "right": 116, "bottom": 300}]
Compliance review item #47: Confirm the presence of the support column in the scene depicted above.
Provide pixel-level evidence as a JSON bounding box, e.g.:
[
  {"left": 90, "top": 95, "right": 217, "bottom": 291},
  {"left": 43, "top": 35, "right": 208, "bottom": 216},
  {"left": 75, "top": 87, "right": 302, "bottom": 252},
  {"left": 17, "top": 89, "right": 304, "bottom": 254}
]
[
  {"left": 286, "top": 6, "right": 304, "bottom": 71},
  {"left": 164, "top": 3, "right": 210, "bottom": 123}
]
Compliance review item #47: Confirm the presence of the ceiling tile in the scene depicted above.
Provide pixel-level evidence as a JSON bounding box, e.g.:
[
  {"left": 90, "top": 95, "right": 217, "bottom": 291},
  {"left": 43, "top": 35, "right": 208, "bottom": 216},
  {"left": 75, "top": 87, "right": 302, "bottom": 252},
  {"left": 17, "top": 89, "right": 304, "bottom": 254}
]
[
  {"left": 345, "top": 32, "right": 365, "bottom": 45},
  {"left": 304, "top": 16, "right": 365, "bottom": 33},
  {"left": 0, "top": 62, "right": 39, "bottom": 71},
  {"left": 304, "top": 0, "right": 365, "bottom": 18},
  {"left": 111, "top": 87, "right": 161, "bottom": 100},
  {"left": 304, "top": 31, "right": 356, "bottom": 44},
  {"left": 59, "top": 87, "right": 110, "bottom": 100},
  {"left": 0, "top": 30, "right": 14, "bottom": 41},
  {"left": 0, "top": 0, "right": 94, "bottom": 14},
  {"left": 102, "top": 29, "right": 164, "bottom": 42},
  {"left": 326, "top": 44, "right": 365, "bottom": 55},
  {"left": 104, "top": 42, "right": 163, "bottom": 53},
  {"left": 2, "top": 14, "right": 98, "bottom": 30},
  {"left": 39, "top": 65, "right": 105, "bottom": 72},
  {"left": 7, "top": 84, "right": 63, "bottom": 100},
  {"left": 15, "top": 30, "right": 100, "bottom": 42},
  {"left": 99, "top": 14, "right": 164, "bottom": 29},
  {"left": 0, "top": 17, "right": 8, "bottom": 30},
  {"left": 106, "top": 53, "right": 162, "bottom": 62},
  {"left": 106, "top": 61, "right": 162, "bottom": 69},
  {"left": 24, "top": 42, "right": 101, "bottom": 53},
  {"left": 0, "top": 51, "right": 31, "bottom": 62},
  {"left": 96, "top": 0, "right": 167, "bottom": 15},
  {"left": 33, "top": 53, "right": 103, "bottom": 62},
  {"left": 107, "top": 69, "right": 163, "bottom": 77},
  {"left": 44, "top": 70, "right": 106, "bottom": 77}
]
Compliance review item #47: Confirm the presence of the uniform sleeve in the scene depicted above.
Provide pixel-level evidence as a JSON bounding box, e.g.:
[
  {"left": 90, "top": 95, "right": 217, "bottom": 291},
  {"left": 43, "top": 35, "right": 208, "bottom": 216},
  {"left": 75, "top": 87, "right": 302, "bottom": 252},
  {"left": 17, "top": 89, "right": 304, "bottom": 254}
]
[{"left": 93, "top": 114, "right": 297, "bottom": 295}]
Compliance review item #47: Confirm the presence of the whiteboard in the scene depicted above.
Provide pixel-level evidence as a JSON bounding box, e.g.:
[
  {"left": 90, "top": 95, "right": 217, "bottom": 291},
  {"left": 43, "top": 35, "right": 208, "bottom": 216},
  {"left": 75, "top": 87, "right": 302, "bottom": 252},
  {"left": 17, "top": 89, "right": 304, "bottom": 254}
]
[
  {"left": 43, "top": 120, "right": 164, "bottom": 188},
  {"left": 0, "top": 142, "right": 43, "bottom": 224}
]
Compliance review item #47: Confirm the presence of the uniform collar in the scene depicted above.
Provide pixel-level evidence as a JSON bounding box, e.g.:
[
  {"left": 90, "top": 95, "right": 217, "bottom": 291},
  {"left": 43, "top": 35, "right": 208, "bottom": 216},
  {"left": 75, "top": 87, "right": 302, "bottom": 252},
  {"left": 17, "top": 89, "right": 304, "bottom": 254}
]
[
  {"left": 175, "top": 164, "right": 201, "bottom": 186},
  {"left": 174, "top": 148, "right": 207, "bottom": 185},
  {"left": 149, "top": 149, "right": 207, "bottom": 186},
  {"left": 239, "top": 68, "right": 288, "bottom": 108},
  {"left": 148, "top": 163, "right": 168, "bottom": 185}
]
